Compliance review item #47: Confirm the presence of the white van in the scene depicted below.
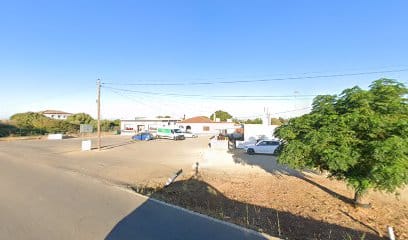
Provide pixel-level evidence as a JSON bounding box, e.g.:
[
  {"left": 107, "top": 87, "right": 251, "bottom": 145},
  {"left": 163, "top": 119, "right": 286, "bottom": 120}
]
[{"left": 156, "top": 127, "right": 185, "bottom": 140}]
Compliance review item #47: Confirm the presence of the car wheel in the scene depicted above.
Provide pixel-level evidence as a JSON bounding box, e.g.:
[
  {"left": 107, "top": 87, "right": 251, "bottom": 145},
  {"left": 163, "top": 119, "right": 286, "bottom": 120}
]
[{"left": 247, "top": 148, "right": 255, "bottom": 155}]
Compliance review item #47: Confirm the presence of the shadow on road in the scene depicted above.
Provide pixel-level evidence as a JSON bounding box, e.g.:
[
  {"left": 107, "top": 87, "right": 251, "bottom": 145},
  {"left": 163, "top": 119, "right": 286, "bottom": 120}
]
[
  {"left": 93, "top": 141, "right": 136, "bottom": 151},
  {"left": 231, "top": 149, "right": 302, "bottom": 177},
  {"left": 230, "top": 149, "right": 356, "bottom": 205},
  {"left": 105, "top": 178, "right": 382, "bottom": 240}
]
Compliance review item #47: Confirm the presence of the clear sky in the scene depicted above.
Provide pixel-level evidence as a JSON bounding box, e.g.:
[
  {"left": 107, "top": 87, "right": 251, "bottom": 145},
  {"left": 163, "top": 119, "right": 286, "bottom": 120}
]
[{"left": 1, "top": 1, "right": 407, "bottom": 120}]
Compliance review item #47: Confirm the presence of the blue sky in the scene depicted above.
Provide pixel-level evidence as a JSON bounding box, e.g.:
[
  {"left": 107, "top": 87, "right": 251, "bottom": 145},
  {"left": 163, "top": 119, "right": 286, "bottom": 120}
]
[{"left": 1, "top": 1, "right": 407, "bottom": 119}]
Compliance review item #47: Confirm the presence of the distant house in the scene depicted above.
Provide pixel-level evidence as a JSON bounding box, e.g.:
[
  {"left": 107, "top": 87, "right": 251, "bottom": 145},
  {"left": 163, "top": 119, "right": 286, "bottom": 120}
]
[
  {"left": 40, "top": 110, "right": 72, "bottom": 120},
  {"left": 178, "top": 116, "right": 239, "bottom": 135}
]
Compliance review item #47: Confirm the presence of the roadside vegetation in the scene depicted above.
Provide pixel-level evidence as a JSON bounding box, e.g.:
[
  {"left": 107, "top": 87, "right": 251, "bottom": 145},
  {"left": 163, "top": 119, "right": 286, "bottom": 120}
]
[
  {"left": 0, "top": 112, "right": 120, "bottom": 137},
  {"left": 211, "top": 110, "right": 288, "bottom": 125},
  {"left": 275, "top": 78, "right": 408, "bottom": 206},
  {"left": 239, "top": 117, "right": 287, "bottom": 125}
]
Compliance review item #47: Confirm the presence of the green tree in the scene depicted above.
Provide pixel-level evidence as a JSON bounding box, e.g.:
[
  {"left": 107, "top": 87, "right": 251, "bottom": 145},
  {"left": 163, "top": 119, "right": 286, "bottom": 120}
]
[
  {"left": 66, "top": 113, "right": 94, "bottom": 125},
  {"left": 275, "top": 79, "right": 408, "bottom": 206},
  {"left": 209, "top": 110, "right": 233, "bottom": 122},
  {"left": 10, "top": 112, "right": 45, "bottom": 130},
  {"left": 56, "top": 121, "right": 79, "bottom": 133},
  {"left": 10, "top": 112, "right": 51, "bottom": 134},
  {"left": 279, "top": 117, "right": 289, "bottom": 124},
  {"left": 271, "top": 118, "right": 283, "bottom": 125},
  {"left": 100, "top": 120, "right": 118, "bottom": 132},
  {"left": 244, "top": 118, "right": 262, "bottom": 124},
  {"left": 9, "top": 112, "right": 80, "bottom": 135}
]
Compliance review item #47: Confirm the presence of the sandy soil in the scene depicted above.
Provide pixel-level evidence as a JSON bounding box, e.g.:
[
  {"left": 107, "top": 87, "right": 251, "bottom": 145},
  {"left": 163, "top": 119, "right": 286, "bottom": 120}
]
[{"left": 190, "top": 148, "right": 407, "bottom": 239}]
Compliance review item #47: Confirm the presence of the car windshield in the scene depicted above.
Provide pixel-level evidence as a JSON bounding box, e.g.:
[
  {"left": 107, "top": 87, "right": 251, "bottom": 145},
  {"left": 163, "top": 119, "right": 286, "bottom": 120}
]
[{"left": 174, "top": 129, "right": 182, "bottom": 133}]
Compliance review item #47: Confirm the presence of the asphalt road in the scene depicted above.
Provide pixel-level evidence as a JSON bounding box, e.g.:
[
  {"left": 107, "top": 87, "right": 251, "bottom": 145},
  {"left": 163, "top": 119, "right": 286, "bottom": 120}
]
[{"left": 0, "top": 145, "right": 269, "bottom": 240}]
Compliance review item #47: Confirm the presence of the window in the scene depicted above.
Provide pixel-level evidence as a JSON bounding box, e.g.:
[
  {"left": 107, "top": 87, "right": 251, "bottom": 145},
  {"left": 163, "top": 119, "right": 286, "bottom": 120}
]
[{"left": 203, "top": 126, "right": 210, "bottom": 131}]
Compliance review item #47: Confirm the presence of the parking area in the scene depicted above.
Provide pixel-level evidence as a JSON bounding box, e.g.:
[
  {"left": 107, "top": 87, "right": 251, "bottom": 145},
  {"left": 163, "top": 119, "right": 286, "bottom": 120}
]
[
  {"left": 0, "top": 135, "right": 246, "bottom": 186},
  {"left": 0, "top": 134, "right": 288, "bottom": 187}
]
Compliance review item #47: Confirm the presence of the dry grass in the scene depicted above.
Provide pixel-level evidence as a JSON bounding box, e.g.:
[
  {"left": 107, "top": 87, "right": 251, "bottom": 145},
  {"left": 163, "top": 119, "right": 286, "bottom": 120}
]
[{"left": 130, "top": 171, "right": 406, "bottom": 240}]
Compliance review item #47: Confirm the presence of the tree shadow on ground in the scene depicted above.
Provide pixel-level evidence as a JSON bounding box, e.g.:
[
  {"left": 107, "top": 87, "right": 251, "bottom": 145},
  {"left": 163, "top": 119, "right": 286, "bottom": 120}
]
[
  {"left": 92, "top": 140, "right": 136, "bottom": 151},
  {"left": 106, "top": 177, "right": 382, "bottom": 240},
  {"left": 230, "top": 149, "right": 356, "bottom": 206}
]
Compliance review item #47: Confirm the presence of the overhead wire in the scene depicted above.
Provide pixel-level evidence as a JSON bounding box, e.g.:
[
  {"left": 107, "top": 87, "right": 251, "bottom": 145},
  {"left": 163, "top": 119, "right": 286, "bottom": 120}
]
[
  {"left": 102, "top": 85, "right": 317, "bottom": 100},
  {"left": 101, "top": 68, "right": 408, "bottom": 86},
  {"left": 105, "top": 87, "right": 202, "bottom": 115},
  {"left": 101, "top": 66, "right": 407, "bottom": 118},
  {"left": 235, "top": 107, "right": 312, "bottom": 119}
]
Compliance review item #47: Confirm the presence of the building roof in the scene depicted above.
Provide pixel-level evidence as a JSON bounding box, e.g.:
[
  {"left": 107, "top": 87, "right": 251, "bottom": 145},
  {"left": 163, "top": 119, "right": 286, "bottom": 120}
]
[
  {"left": 40, "top": 110, "right": 72, "bottom": 115},
  {"left": 180, "top": 116, "right": 214, "bottom": 123}
]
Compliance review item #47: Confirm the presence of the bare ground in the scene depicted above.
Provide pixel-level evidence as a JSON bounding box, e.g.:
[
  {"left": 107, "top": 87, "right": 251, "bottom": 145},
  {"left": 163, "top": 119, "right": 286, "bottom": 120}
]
[
  {"left": 1, "top": 136, "right": 406, "bottom": 239},
  {"left": 133, "top": 148, "right": 408, "bottom": 240}
]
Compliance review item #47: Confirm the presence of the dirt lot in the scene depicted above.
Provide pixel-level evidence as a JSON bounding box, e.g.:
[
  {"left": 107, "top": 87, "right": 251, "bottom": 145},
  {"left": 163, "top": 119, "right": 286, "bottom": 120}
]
[
  {"left": 1, "top": 135, "right": 407, "bottom": 239},
  {"left": 135, "top": 148, "right": 408, "bottom": 240}
]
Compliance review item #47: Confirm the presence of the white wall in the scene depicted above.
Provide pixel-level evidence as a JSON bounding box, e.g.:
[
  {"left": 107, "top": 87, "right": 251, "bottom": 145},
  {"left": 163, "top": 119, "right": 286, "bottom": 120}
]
[
  {"left": 121, "top": 120, "right": 239, "bottom": 136},
  {"left": 178, "top": 122, "right": 238, "bottom": 135},
  {"left": 121, "top": 120, "right": 178, "bottom": 135},
  {"left": 243, "top": 124, "right": 279, "bottom": 143}
]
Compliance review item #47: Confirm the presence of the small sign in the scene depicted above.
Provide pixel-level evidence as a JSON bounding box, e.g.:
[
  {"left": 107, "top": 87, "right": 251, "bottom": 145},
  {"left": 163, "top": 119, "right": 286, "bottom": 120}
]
[
  {"left": 81, "top": 140, "right": 92, "bottom": 151},
  {"left": 80, "top": 124, "right": 93, "bottom": 133}
]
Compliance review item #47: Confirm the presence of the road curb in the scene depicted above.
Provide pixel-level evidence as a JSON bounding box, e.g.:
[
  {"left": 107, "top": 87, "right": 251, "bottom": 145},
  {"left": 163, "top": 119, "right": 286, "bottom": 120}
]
[
  {"left": 116, "top": 185, "right": 280, "bottom": 240},
  {"left": 37, "top": 159, "right": 279, "bottom": 239}
]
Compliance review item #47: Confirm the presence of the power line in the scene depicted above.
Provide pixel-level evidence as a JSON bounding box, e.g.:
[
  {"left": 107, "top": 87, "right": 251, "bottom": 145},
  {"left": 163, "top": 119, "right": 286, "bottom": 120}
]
[
  {"left": 101, "top": 68, "right": 408, "bottom": 86},
  {"left": 236, "top": 107, "right": 312, "bottom": 119},
  {"left": 102, "top": 86, "right": 317, "bottom": 99},
  {"left": 105, "top": 87, "right": 203, "bottom": 114},
  {"left": 239, "top": 106, "right": 312, "bottom": 119},
  {"left": 105, "top": 86, "right": 312, "bottom": 118},
  {"left": 270, "top": 107, "right": 312, "bottom": 115}
]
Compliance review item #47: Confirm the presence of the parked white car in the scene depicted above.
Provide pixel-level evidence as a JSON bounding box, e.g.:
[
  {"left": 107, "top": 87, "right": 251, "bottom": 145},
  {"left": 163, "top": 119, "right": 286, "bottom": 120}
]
[
  {"left": 179, "top": 131, "right": 197, "bottom": 138},
  {"left": 244, "top": 140, "right": 280, "bottom": 155}
]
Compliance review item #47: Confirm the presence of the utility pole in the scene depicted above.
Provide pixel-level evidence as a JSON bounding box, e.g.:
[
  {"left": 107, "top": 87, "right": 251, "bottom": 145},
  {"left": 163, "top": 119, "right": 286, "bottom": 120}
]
[{"left": 97, "top": 79, "right": 101, "bottom": 151}]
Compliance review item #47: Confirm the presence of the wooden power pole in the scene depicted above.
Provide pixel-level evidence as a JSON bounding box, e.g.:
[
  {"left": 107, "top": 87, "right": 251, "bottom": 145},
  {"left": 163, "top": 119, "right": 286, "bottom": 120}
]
[{"left": 97, "top": 79, "right": 101, "bottom": 151}]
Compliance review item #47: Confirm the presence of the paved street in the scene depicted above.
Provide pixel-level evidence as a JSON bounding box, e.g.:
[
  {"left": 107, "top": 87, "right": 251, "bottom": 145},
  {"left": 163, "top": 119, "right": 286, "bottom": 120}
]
[{"left": 0, "top": 142, "right": 268, "bottom": 240}]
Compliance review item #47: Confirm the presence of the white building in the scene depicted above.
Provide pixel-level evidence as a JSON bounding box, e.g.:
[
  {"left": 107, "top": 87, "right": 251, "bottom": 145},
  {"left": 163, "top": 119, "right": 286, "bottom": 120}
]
[
  {"left": 40, "top": 110, "right": 72, "bottom": 120},
  {"left": 242, "top": 124, "right": 279, "bottom": 142},
  {"left": 178, "top": 116, "right": 239, "bottom": 135},
  {"left": 236, "top": 109, "right": 280, "bottom": 148},
  {"left": 120, "top": 117, "right": 181, "bottom": 135}
]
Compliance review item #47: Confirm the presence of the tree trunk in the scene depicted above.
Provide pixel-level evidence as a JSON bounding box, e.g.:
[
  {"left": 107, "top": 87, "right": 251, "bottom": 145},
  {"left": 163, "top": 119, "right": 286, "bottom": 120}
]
[
  {"left": 354, "top": 191, "right": 362, "bottom": 204},
  {"left": 353, "top": 190, "right": 371, "bottom": 208}
]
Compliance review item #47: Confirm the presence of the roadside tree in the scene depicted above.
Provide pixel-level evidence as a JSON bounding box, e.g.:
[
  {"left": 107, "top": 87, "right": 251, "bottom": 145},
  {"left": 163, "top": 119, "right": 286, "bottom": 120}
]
[
  {"left": 66, "top": 113, "right": 94, "bottom": 125},
  {"left": 271, "top": 118, "right": 283, "bottom": 125},
  {"left": 210, "top": 110, "right": 233, "bottom": 122},
  {"left": 275, "top": 79, "right": 408, "bottom": 206},
  {"left": 244, "top": 118, "right": 262, "bottom": 124}
]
